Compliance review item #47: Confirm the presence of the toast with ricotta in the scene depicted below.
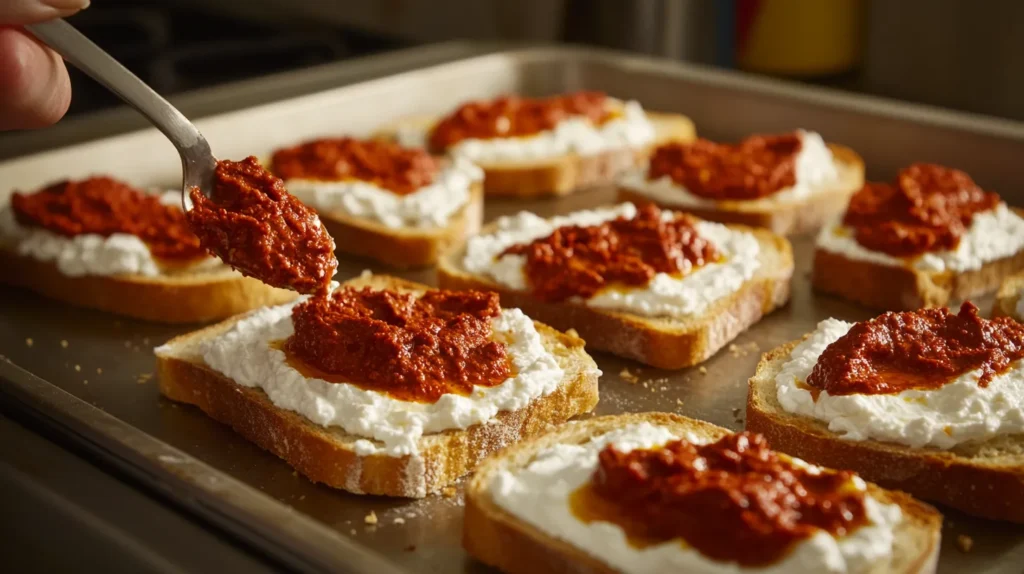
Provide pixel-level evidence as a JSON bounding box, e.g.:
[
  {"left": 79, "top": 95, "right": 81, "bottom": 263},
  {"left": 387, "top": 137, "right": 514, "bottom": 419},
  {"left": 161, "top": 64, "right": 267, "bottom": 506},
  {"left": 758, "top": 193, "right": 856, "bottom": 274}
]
[
  {"left": 992, "top": 270, "right": 1024, "bottom": 320},
  {"left": 813, "top": 163, "right": 1024, "bottom": 310},
  {"left": 464, "top": 413, "right": 942, "bottom": 574},
  {"left": 155, "top": 273, "right": 600, "bottom": 498},
  {"left": 437, "top": 205, "right": 793, "bottom": 369},
  {"left": 617, "top": 135, "right": 865, "bottom": 236},
  {"left": 0, "top": 249, "right": 295, "bottom": 323},
  {"left": 813, "top": 212, "right": 1024, "bottom": 311},
  {"left": 748, "top": 337, "right": 1024, "bottom": 523},
  {"left": 313, "top": 182, "right": 483, "bottom": 268},
  {"left": 268, "top": 139, "right": 486, "bottom": 268},
  {"left": 378, "top": 110, "right": 695, "bottom": 198},
  {"left": 0, "top": 182, "right": 294, "bottom": 323}
]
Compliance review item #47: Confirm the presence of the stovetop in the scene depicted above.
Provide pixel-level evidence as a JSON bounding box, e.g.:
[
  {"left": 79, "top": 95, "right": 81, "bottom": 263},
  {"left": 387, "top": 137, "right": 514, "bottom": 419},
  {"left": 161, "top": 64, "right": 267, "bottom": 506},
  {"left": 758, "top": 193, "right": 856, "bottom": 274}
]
[{"left": 61, "top": 1, "right": 409, "bottom": 118}]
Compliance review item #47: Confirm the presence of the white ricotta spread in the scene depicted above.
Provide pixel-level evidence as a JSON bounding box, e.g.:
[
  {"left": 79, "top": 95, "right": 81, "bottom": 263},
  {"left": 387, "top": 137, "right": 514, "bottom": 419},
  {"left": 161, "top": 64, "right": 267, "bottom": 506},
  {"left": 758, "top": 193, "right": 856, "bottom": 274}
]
[
  {"left": 816, "top": 202, "right": 1024, "bottom": 273},
  {"left": 619, "top": 130, "right": 841, "bottom": 209},
  {"left": 775, "top": 318, "right": 1024, "bottom": 449},
  {"left": 283, "top": 157, "right": 483, "bottom": 229},
  {"left": 0, "top": 190, "right": 223, "bottom": 277},
  {"left": 395, "top": 100, "right": 655, "bottom": 164},
  {"left": 488, "top": 423, "right": 902, "bottom": 574},
  {"left": 462, "top": 203, "right": 761, "bottom": 318},
  {"left": 190, "top": 294, "right": 565, "bottom": 457}
]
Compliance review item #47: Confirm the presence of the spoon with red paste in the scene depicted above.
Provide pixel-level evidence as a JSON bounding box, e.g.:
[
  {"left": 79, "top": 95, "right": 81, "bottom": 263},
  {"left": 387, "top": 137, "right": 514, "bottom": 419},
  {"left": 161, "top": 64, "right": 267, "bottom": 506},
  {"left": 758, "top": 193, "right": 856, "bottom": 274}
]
[{"left": 27, "top": 20, "right": 337, "bottom": 293}]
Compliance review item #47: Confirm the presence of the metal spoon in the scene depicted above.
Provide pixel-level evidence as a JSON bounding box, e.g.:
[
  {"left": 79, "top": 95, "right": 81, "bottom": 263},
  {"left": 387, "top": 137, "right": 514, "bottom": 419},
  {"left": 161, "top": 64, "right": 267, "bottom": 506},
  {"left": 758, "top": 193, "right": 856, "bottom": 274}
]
[{"left": 26, "top": 19, "right": 216, "bottom": 211}]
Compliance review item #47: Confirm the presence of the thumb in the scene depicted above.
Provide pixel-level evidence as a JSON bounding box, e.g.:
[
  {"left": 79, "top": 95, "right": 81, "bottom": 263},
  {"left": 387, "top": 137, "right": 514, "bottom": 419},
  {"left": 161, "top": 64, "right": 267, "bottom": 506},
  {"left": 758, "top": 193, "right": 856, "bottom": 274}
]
[{"left": 2, "top": 0, "right": 90, "bottom": 25}]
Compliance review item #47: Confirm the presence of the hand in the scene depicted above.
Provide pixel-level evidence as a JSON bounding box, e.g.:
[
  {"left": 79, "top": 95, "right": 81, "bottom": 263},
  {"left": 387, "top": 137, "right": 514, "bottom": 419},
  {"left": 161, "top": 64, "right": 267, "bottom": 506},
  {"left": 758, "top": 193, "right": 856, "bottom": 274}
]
[{"left": 1, "top": 0, "right": 90, "bottom": 130}]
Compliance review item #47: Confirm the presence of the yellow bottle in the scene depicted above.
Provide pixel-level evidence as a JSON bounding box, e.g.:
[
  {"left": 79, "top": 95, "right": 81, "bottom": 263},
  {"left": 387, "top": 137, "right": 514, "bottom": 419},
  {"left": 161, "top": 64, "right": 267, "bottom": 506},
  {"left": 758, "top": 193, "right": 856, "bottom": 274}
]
[{"left": 736, "top": 0, "right": 864, "bottom": 77}]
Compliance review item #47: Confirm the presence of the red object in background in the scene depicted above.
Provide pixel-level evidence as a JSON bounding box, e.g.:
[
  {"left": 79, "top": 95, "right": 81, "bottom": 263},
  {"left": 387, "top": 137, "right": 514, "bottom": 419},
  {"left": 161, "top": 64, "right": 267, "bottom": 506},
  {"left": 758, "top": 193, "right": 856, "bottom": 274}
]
[{"left": 735, "top": 0, "right": 763, "bottom": 57}]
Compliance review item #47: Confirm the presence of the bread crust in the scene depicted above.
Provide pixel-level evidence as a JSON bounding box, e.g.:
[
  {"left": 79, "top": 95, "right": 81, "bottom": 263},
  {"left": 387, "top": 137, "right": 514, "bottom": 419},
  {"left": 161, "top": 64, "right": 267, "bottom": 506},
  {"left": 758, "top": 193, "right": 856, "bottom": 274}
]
[
  {"left": 379, "top": 111, "right": 696, "bottom": 198},
  {"left": 812, "top": 213, "right": 1024, "bottom": 311},
  {"left": 747, "top": 339, "right": 1024, "bottom": 523},
  {"left": 464, "top": 413, "right": 942, "bottom": 574},
  {"left": 438, "top": 223, "right": 793, "bottom": 369},
  {"left": 318, "top": 182, "right": 484, "bottom": 268},
  {"left": 0, "top": 250, "right": 295, "bottom": 323},
  {"left": 481, "top": 147, "right": 646, "bottom": 199},
  {"left": 156, "top": 274, "right": 600, "bottom": 498},
  {"left": 618, "top": 144, "right": 864, "bottom": 236},
  {"left": 992, "top": 270, "right": 1024, "bottom": 319}
]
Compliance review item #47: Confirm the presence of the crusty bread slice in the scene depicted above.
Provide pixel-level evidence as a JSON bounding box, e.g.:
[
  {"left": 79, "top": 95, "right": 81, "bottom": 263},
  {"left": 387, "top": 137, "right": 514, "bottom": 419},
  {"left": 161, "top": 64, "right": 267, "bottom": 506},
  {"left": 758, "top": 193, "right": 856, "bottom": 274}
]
[
  {"left": 317, "top": 181, "right": 483, "bottom": 268},
  {"left": 0, "top": 249, "right": 295, "bottom": 323},
  {"left": 464, "top": 412, "right": 942, "bottom": 574},
  {"left": 618, "top": 145, "right": 864, "bottom": 236},
  {"left": 155, "top": 273, "right": 600, "bottom": 498},
  {"left": 992, "top": 270, "right": 1024, "bottom": 319},
  {"left": 437, "top": 222, "right": 793, "bottom": 370},
  {"left": 748, "top": 339, "right": 1024, "bottom": 523},
  {"left": 378, "top": 111, "right": 696, "bottom": 198},
  {"left": 813, "top": 209, "right": 1024, "bottom": 311}
]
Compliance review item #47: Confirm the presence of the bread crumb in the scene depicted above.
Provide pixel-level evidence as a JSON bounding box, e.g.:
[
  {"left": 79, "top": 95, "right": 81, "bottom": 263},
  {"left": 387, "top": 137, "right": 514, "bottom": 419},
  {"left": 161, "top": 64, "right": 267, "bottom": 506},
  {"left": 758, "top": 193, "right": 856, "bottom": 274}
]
[
  {"left": 83, "top": 380, "right": 88, "bottom": 385},
  {"left": 393, "top": 517, "right": 405, "bottom": 525},
  {"left": 124, "top": 341, "right": 131, "bottom": 348},
  {"left": 74, "top": 364, "right": 81, "bottom": 372},
  {"left": 732, "top": 407, "right": 744, "bottom": 423},
  {"left": 96, "top": 368, "right": 102, "bottom": 375},
  {"left": 142, "top": 337, "right": 150, "bottom": 345},
  {"left": 364, "top": 511, "right": 378, "bottom": 525},
  {"left": 60, "top": 340, "right": 68, "bottom": 348},
  {"left": 442, "top": 486, "right": 457, "bottom": 498},
  {"left": 676, "top": 399, "right": 684, "bottom": 406},
  {"left": 699, "top": 366, "right": 707, "bottom": 375},
  {"left": 25, "top": 338, "right": 33, "bottom": 347},
  {"left": 729, "top": 344, "right": 738, "bottom": 352},
  {"left": 350, "top": 529, "right": 357, "bottom": 536},
  {"left": 137, "top": 373, "right": 153, "bottom": 384},
  {"left": 619, "top": 368, "right": 639, "bottom": 384},
  {"left": 956, "top": 534, "right": 974, "bottom": 553}
]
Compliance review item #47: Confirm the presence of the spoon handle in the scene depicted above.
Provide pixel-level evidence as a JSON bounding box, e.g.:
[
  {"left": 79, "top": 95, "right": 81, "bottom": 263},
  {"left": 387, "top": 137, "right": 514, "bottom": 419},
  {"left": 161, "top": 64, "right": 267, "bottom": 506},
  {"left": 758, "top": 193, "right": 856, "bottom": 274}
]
[{"left": 26, "top": 19, "right": 207, "bottom": 153}]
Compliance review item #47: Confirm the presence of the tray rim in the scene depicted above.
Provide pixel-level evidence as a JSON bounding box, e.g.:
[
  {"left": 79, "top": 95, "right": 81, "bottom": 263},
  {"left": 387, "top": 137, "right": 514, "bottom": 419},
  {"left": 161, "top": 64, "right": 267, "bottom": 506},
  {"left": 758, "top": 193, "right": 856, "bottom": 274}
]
[
  {"left": 0, "top": 358, "right": 408, "bottom": 574},
  {"left": 5, "top": 41, "right": 1024, "bottom": 171}
]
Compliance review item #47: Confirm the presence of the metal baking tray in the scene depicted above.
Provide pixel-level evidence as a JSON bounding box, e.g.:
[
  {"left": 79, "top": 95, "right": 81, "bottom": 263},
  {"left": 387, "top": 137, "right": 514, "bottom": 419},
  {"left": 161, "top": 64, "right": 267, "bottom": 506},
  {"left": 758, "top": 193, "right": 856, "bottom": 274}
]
[{"left": 3, "top": 45, "right": 1024, "bottom": 573}]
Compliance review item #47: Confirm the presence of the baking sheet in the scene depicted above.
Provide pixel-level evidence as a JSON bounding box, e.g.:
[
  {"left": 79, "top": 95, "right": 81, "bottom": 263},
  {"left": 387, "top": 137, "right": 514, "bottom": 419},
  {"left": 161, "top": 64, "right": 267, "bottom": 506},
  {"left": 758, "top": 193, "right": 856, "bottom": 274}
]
[{"left": 2, "top": 46, "right": 1024, "bottom": 573}]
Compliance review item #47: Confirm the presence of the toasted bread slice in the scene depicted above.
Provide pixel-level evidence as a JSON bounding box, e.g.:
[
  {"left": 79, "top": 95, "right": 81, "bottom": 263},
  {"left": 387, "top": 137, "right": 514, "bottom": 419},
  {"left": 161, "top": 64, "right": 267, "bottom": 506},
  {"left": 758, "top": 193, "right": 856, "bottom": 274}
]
[
  {"left": 0, "top": 249, "right": 295, "bottom": 323},
  {"left": 992, "top": 270, "right": 1024, "bottom": 319},
  {"left": 464, "top": 412, "right": 942, "bottom": 574},
  {"left": 438, "top": 221, "right": 793, "bottom": 370},
  {"left": 155, "top": 273, "right": 600, "bottom": 498},
  {"left": 748, "top": 339, "right": 1024, "bottom": 522},
  {"left": 378, "top": 111, "right": 695, "bottom": 198},
  {"left": 618, "top": 144, "right": 864, "bottom": 236},
  {"left": 317, "top": 182, "right": 484, "bottom": 268},
  {"left": 813, "top": 209, "right": 1024, "bottom": 311}
]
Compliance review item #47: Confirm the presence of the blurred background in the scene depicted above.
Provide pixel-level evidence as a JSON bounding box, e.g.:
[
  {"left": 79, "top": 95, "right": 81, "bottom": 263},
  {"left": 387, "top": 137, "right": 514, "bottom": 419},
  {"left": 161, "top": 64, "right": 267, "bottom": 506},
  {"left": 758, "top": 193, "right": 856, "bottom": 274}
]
[{"left": 6, "top": 0, "right": 1024, "bottom": 152}]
